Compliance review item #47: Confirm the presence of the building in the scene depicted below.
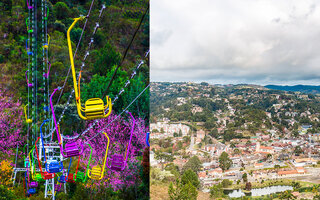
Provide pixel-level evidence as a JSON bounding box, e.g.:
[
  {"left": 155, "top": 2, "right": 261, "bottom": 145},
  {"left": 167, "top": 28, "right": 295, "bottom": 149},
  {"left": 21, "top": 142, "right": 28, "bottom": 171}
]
[
  {"left": 255, "top": 142, "right": 274, "bottom": 154},
  {"left": 150, "top": 122, "right": 190, "bottom": 138}
]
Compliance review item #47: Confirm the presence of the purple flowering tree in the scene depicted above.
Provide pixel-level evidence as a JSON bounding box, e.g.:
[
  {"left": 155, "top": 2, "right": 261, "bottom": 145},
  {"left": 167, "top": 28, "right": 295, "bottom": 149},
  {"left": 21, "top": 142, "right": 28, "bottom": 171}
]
[
  {"left": 77, "top": 113, "right": 148, "bottom": 190},
  {"left": 0, "top": 89, "right": 24, "bottom": 159}
]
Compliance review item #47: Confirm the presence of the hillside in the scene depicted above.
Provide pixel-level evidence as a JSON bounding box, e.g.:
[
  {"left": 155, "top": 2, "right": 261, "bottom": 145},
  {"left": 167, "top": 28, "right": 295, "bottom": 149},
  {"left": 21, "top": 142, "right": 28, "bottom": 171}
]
[
  {"left": 265, "top": 85, "right": 320, "bottom": 94},
  {"left": 1, "top": 0, "right": 149, "bottom": 115},
  {"left": 151, "top": 82, "right": 320, "bottom": 139}
]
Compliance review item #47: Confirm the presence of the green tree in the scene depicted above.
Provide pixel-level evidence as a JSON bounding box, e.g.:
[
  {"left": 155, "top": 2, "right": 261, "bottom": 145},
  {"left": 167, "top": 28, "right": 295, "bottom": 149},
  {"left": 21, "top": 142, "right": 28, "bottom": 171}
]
[
  {"left": 53, "top": 2, "right": 70, "bottom": 20},
  {"left": 182, "top": 156, "right": 202, "bottom": 173},
  {"left": 179, "top": 129, "right": 183, "bottom": 137},
  {"left": 291, "top": 181, "right": 301, "bottom": 190},
  {"left": 274, "top": 164, "right": 281, "bottom": 171},
  {"left": 279, "top": 190, "right": 296, "bottom": 199},
  {"left": 233, "top": 148, "right": 240, "bottom": 155},
  {"left": 245, "top": 182, "right": 252, "bottom": 191},
  {"left": 219, "top": 152, "right": 232, "bottom": 171},
  {"left": 154, "top": 151, "right": 175, "bottom": 170},
  {"left": 181, "top": 169, "right": 200, "bottom": 189},
  {"left": 221, "top": 179, "right": 232, "bottom": 188},
  {"left": 266, "top": 153, "right": 272, "bottom": 160},
  {"left": 242, "top": 173, "right": 248, "bottom": 183},
  {"left": 173, "top": 132, "right": 178, "bottom": 137},
  {"left": 292, "top": 130, "right": 299, "bottom": 137},
  {"left": 168, "top": 179, "right": 198, "bottom": 200},
  {"left": 209, "top": 184, "right": 225, "bottom": 198},
  {"left": 165, "top": 163, "right": 180, "bottom": 178},
  {"left": 160, "top": 128, "right": 165, "bottom": 133},
  {"left": 93, "top": 41, "right": 121, "bottom": 76},
  {"left": 70, "top": 27, "right": 83, "bottom": 44},
  {"left": 294, "top": 146, "right": 303, "bottom": 155}
]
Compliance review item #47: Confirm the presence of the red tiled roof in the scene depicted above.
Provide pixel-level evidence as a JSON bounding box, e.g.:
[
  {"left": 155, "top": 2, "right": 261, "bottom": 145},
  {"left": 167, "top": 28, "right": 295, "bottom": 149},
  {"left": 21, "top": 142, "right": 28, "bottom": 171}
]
[{"left": 278, "top": 170, "right": 298, "bottom": 175}]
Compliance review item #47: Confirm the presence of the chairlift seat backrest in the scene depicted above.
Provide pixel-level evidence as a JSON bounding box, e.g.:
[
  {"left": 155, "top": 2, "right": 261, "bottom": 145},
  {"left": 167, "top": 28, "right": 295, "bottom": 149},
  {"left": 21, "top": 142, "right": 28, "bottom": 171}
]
[
  {"left": 66, "top": 173, "right": 75, "bottom": 183},
  {"left": 43, "top": 171, "right": 54, "bottom": 180},
  {"left": 29, "top": 181, "right": 38, "bottom": 188},
  {"left": 35, "top": 173, "right": 44, "bottom": 182},
  {"left": 85, "top": 98, "right": 105, "bottom": 120},
  {"left": 28, "top": 188, "right": 36, "bottom": 194},
  {"left": 75, "top": 171, "right": 85, "bottom": 182},
  {"left": 64, "top": 142, "right": 81, "bottom": 157},
  {"left": 48, "top": 161, "right": 62, "bottom": 173},
  {"left": 90, "top": 165, "right": 102, "bottom": 180},
  {"left": 109, "top": 154, "right": 125, "bottom": 171}
]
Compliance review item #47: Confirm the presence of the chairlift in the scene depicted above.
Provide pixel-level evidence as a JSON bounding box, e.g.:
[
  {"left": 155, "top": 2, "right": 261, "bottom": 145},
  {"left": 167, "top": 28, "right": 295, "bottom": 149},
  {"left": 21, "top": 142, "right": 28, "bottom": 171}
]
[
  {"left": 35, "top": 137, "right": 55, "bottom": 180},
  {"left": 24, "top": 104, "right": 32, "bottom": 123},
  {"left": 43, "top": 34, "right": 50, "bottom": 49},
  {"left": 67, "top": 16, "right": 112, "bottom": 120},
  {"left": 107, "top": 111, "right": 135, "bottom": 171},
  {"left": 146, "top": 132, "right": 150, "bottom": 147},
  {"left": 26, "top": 17, "right": 33, "bottom": 33},
  {"left": 40, "top": 119, "right": 63, "bottom": 173},
  {"left": 87, "top": 132, "right": 110, "bottom": 180},
  {"left": 50, "top": 88, "right": 84, "bottom": 158},
  {"left": 74, "top": 143, "right": 92, "bottom": 183},
  {"left": 25, "top": 70, "right": 33, "bottom": 87}
]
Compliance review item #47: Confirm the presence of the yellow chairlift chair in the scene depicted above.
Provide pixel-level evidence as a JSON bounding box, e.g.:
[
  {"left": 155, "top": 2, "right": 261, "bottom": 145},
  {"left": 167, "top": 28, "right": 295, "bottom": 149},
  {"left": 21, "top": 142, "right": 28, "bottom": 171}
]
[
  {"left": 87, "top": 132, "right": 110, "bottom": 180},
  {"left": 67, "top": 16, "right": 112, "bottom": 120},
  {"left": 24, "top": 104, "right": 32, "bottom": 123}
]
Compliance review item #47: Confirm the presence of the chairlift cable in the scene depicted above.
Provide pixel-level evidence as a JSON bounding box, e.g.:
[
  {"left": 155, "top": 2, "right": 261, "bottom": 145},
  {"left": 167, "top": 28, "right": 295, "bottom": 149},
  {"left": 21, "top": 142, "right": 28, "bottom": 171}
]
[
  {"left": 103, "top": 4, "right": 149, "bottom": 98},
  {"left": 84, "top": 83, "right": 149, "bottom": 144}
]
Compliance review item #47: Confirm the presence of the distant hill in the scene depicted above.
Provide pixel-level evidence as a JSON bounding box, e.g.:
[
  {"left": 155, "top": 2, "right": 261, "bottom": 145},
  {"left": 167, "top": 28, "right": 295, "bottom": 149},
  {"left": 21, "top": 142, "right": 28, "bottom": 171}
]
[{"left": 265, "top": 85, "right": 320, "bottom": 94}]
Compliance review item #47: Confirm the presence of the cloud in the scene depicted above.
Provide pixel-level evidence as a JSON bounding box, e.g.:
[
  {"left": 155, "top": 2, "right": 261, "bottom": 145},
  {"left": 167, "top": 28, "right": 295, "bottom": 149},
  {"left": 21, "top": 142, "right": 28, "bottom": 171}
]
[{"left": 151, "top": 0, "right": 320, "bottom": 85}]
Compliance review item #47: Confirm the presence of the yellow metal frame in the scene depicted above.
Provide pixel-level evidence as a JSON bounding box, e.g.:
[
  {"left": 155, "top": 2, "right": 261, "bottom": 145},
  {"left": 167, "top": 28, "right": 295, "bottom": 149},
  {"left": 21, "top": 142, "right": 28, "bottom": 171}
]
[
  {"left": 24, "top": 105, "right": 32, "bottom": 124},
  {"left": 67, "top": 17, "right": 112, "bottom": 120},
  {"left": 28, "top": 147, "right": 35, "bottom": 180},
  {"left": 87, "top": 132, "right": 110, "bottom": 180}
]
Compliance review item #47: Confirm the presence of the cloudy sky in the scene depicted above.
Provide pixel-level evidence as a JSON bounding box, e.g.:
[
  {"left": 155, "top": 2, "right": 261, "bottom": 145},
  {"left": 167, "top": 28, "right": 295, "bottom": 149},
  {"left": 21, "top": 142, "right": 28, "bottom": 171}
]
[{"left": 151, "top": 0, "right": 320, "bottom": 85}]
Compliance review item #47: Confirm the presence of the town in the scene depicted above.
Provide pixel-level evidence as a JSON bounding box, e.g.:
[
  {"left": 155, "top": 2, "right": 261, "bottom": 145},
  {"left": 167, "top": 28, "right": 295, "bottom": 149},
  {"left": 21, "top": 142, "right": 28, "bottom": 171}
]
[{"left": 150, "top": 82, "right": 320, "bottom": 199}]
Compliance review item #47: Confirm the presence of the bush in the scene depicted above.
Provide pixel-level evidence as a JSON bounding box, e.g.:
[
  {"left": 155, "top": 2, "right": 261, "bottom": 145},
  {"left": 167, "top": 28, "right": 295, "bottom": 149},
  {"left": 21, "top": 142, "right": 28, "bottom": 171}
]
[
  {"left": 0, "top": 185, "right": 16, "bottom": 200},
  {"left": 221, "top": 179, "right": 232, "bottom": 188}
]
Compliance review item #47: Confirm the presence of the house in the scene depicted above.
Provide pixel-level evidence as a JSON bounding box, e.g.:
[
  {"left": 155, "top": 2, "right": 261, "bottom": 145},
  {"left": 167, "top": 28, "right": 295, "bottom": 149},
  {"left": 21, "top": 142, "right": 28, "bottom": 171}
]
[
  {"left": 277, "top": 170, "right": 299, "bottom": 177},
  {"left": 255, "top": 142, "right": 274, "bottom": 154},
  {"left": 277, "top": 168, "right": 306, "bottom": 177},
  {"left": 254, "top": 163, "right": 264, "bottom": 169},
  {"left": 296, "top": 167, "right": 306, "bottom": 174},
  {"left": 292, "top": 158, "right": 317, "bottom": 167},
  {"left": 204, "top": 144, "right": 215, "bottom": 152},
  {"left": 197, "top": 129, "right": 206, "bottom": 139},
  {"left": 192, "top": 106, "right": 203, "bottom": 114},
  {"left": 208, "top": 168, "right": 223, "bottom": 178},
  {"left": 198, "top": 171, "right": 207, "bottom": 179}
]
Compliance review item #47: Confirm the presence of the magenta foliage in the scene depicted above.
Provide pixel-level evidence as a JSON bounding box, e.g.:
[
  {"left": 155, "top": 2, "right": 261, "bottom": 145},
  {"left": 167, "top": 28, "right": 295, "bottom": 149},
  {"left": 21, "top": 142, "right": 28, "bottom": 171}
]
[
  {"left": 79, "top": 113, "right": 148, "bottom": 190},
  {"left": 0, "top": 89, "right": 24, "bottom": 158}
]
